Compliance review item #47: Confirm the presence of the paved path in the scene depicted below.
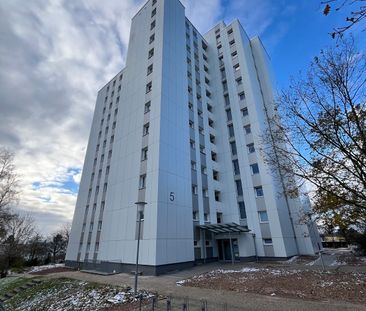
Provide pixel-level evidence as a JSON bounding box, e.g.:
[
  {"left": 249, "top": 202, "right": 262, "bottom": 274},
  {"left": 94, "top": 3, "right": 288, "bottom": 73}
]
[{"left": 40, "top": 260, "right": 366, "bottom": 311}]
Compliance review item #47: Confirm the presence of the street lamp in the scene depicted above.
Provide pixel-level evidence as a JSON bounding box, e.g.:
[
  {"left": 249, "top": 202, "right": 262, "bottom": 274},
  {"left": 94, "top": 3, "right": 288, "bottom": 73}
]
[{"left": 134, "top": 201, "right": 147, "bottom": 296}]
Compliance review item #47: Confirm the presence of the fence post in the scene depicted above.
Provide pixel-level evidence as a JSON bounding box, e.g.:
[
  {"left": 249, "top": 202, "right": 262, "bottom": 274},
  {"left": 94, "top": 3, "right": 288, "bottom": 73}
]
[
  {"left": 182, "top": 297, "right": 189, "bottom": 311},
  {"left": 151, "top": 296, "right": 157, "bottom": 311},
  {"left": 201, "top": 300, "right": 207, "bottom": 311},
  {"left": 166, "top": 296, "right": 172, "bottom": 311}
]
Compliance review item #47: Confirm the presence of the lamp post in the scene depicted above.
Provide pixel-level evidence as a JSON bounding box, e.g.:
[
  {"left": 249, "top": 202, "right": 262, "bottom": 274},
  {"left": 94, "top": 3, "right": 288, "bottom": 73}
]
[{"left": 134, "top": 201, "right": 147, "bottom": 296}]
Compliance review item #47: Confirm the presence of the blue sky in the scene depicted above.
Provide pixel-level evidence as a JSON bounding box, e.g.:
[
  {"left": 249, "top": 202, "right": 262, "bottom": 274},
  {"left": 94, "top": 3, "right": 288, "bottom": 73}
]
[{"left": 0, "top": 0, "right": 364, "bottom": 235}]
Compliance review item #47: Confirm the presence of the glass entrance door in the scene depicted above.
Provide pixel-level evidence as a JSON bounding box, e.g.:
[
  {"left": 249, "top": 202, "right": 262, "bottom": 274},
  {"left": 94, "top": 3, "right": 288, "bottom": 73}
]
[{"left": 217, "top": 239, "right": 239, "bottom": 261}]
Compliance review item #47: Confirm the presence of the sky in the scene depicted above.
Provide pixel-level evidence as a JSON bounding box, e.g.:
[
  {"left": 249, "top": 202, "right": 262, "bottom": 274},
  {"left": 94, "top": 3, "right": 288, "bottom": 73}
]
[{"left": 0, "top": 0, "right": 364, "bottom": 236}]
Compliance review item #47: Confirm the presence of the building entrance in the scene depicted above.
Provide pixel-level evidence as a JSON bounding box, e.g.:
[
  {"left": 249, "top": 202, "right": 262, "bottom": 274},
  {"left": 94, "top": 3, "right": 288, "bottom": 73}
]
[{"left": 217, "top": 238, "right": 240, "bottom": 262}]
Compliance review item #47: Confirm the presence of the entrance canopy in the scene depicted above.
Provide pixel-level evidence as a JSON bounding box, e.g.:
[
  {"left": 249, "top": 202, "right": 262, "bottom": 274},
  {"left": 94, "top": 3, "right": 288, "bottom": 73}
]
[{"left": 198, "top": 222, "right": 250, "bottom": 234}]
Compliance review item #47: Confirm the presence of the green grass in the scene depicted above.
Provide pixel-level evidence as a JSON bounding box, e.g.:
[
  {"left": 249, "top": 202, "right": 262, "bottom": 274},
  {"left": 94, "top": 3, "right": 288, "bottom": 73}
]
[{"left": 0, "top": 276, "right": 34, "bottom": 297}]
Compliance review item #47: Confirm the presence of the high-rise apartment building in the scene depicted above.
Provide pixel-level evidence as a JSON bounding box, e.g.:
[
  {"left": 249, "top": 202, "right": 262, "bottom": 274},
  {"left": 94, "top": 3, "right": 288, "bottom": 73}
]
[{"left": 66, "top": 0, "right": 321, "bottom": 275}]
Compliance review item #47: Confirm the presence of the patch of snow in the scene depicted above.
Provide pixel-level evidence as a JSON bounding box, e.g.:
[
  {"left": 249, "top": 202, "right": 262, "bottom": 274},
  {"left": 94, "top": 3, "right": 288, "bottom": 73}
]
[
  {"left": 306, "top": 258, "right": 320, "bottom": 266},
  {"left": 29, "top": 263, "right": 65, "bottom": 273},
  {"left": 330, "top": 260, "right": 347, "bottom": 266},
  {"left": 107, "top": 292, "right": 126, "bottom": 304},
  {"left": 286, "top": 256, "right": 299, "bottom": 263}
]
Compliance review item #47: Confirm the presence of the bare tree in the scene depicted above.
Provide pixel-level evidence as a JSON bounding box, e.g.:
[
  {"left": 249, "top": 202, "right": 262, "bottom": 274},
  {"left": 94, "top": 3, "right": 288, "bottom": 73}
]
[
  {"left": 47, "top": 226, "right": 69, "bottom": 263},
  {"left": 0, "top": 147, "right": 19, "bottom": 211},
  {"left": 322, "top": 0, "right": 366, "bottom": 37},
  {"left": 0, "top": 214, "right": 36, "bottom": 272},
  {"left": 262, "top": 38, "right": 366, "bottom": 229},
  {"left": 0, "top": 147, "right": 19, "bottom": 240}
]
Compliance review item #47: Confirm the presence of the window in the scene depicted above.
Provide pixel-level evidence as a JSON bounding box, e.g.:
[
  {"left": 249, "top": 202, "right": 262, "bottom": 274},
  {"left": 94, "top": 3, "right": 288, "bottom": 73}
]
[
  {"left": 233, "top": 159, "right": 240, "bottom": 175},
  {"left": 230, "top": 141, "right": 237, "bottom": 155},
  {"left": 228, "top": 124, "right": 235, "bottom": 137},
  {"left": 236, "top": 180, "right": 243, "bottom": 196},
  {"left": 98, "top": 221, "right": 102, "bottom": 231},
  {"left": 224, "top": 94, "right": 230, "bottom": 106},
  {"left": 95, "top": 242, "right": 99, "bottom": 252},
  {"left": 210, "top": 169, "right": 219, "bottom": 181},
  {"left": 141, "top": 147, "right": 148, "bottom": 161},
  {"left": 114, "top": 108, "right": 118, "bottom": 116},
  {"left": 204, "top": 213, "right": 209, "bottom": 222},
  {"left": 110, "top": 135, "right": 114, "bottom": 144},
  {"left": 236, "top": 77, "right": 243, "bottom": 85},
  {"left": 118, "top": 85, "right": 121, "bottom": 92},
  {"left": 107, "top": 113, "right": 111, "bottom": 121},
  {"left": 112, "top": 121, "right": 116, "bottom": 129},
  {"left": 203, "top": 189, "right": 208, "bottom": 197},
  {"left": 247, "top": 143, "right": 255, "bottom": 153},
  {"left": 210, "top": 134, "right": 215, "bottom": 144},
  {"left": 106, "top": 166, "right": 110, "bottom": 175},
  {"left": 146, "top": 82, "right": 152, "bottom": 93},
  {"left": 86, "top": 243, "right": 90, "bottom": 252},
  {"left": 263, "top": 238, "right": 273, "bottom": 245},
  {"left": 259, "top": 211, "right": 269, "bottom": 223},
  {"left": 241, "top": 107, "right": 248, "bottom": 116},
  {"left": 103, "top": 139, "right": 107, "bottom": 148},
  {"left": 255, "top": 186, "right": 264, "bottom": 197},
  {"left": 217, "top": 212, "right": 222, "bottom": 224},
  {"left": 201, "top": 166, "right": 207, "bottom": 175},
  {"left": 151, "top": 8, "right": 156, "bottom": 17},
  {"left": 251, "top": 163, "right": 260, "bottom": 174},
  {"left": 189, "top": 120, "right": 194, "bottom": 129},
  {"left": 116, "top": 96, "right": 120, "bottom": 103},
  {"left": 216, "top": 34, "right": 220, "bottom": 39},
  {"left": 192, "top": 185, "right": 198, "bottom": 195},
  {"left": 214, "top": 191, "right": 220, "bottom": 202},
  {"left": 152, "top": 0, "right": 157, "bottom": 5},
  {"left": 234, "top": 64, "right": 240, "bottom": 71},
  {"left": 239, "top": 92, "right": 245, "bottom": 100},
  {"left": 188, "top": 102, "right": 193, "bottom": 110},
  {"left": 222, "top": 81, "right": 228, "bottom": 92},
  {"left": 119, "top": 74, "right": 123, "bottom": 80},
  {"left": 143, "top": 123, "right": 150, "bottom": 136},
  {"left": 208, "top": 119, "right": 214, "bottom": 128},
  {"left": 207, "top": 103, "right": 212, "bottom": 112},
  {"left": 139, "top": 174, "right": 146, "bottom": 189},
  {"left": 147, "top": 64, "right": 153, "bottom": 75},
  {"left": 244, "top": 124, "right": 251, "bottom": 134},
  {"left": 221, "top": 68, "right": 226, "bottom": 80},
  {"left": 89, "top": 222, "right": 94, "bottom": 232},
  {"left": 211, "top": 151, "right": 217, "bottom": 162},
  {"left": 148, "top": 48, "right": 154, "bottom": 59},
  {"left": 191, "top": 161, "right": 196, "bottom": 170},
  {"left": 227, "top": 28, "right": 233, "bottom": 35},
  {"left": 190, "top": 140, "right": 195, "bottom": 149},
  {"left": 82, "top": 223, "right": 86, "bottom": 232},
  {"left": 150, "top": 20, "right": 156, "bottom": 30},
  {"left": 226, "top": 109, "right": 232, "bottom": 121},
  {"left": 193, "top": 211, "right": 198, "bottom": 220},
  {"left": 200, "top": 145, "right": 205, "bottom": 154},
  {"left": 229, "top": 39, "right": 235, "bottom": 45},
  {"left": 238, "top": 202, "right": 246, "bottom": 219},
  {"left": 199, "top": 127, "right": 204, "bottom": 135},
  {"left": 109, "top": 102, "right": 113, "bottom": 109},
  {"left": 206, "top": 90, "right": 211, "bottom": 98},
  {"left": 232, "top": 50, "right": 238, "bottom": 57},
  {"left": 145, "top": 101, "right": 151, "bottom": 113}
]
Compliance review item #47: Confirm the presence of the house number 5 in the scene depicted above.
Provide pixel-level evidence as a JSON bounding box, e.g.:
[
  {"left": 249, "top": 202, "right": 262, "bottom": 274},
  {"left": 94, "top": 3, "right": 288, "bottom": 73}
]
[{"left": 169, "top": 192, "right": 175, "bottom": 201}]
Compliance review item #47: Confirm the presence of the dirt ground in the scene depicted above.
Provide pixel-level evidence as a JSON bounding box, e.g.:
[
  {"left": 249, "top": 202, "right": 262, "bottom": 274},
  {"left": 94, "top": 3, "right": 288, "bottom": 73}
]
[{"left": 179, "top": 267, "right": 366, "bottom": 304}]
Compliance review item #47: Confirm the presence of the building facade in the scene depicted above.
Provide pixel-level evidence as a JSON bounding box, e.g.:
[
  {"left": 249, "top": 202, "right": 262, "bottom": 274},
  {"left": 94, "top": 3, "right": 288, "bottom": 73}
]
[{"left": 66, "top": 0, "right": 321, "bottom": 275}]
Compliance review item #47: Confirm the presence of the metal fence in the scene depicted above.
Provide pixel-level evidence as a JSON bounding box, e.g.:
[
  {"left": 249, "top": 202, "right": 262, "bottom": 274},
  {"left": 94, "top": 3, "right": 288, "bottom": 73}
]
[{"left": 134, "top": 295, "right": 242, "bottom": 311}]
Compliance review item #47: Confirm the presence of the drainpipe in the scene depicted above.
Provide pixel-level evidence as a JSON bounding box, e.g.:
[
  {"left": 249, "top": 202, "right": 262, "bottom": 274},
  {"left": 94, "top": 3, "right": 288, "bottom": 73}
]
[{"left": 252, "top": 233, "right": 258, "bottom": 262}]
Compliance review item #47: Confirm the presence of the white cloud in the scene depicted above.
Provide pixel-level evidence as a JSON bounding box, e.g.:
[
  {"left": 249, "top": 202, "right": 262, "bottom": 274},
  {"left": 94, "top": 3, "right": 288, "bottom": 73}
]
[{"left": 0, "top": 0, "right": 141, "bottom": 235}]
